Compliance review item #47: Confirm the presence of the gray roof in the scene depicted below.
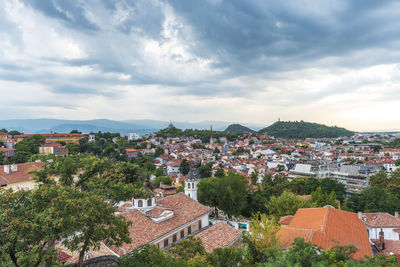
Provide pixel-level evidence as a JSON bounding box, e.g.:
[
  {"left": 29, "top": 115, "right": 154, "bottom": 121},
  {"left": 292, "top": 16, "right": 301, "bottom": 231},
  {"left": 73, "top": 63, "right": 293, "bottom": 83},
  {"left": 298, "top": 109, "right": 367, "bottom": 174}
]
[{"left": 186, "top": 168, "right": 200, "bottom": 181}]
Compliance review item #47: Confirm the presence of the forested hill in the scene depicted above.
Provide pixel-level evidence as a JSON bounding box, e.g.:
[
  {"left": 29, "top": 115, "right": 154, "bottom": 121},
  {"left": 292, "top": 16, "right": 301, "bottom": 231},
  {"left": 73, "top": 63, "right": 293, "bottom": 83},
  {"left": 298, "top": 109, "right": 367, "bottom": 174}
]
[
  {"left": 155, "top": 126, "right": 238, "bottom": 143},
  {"left": 258, "top": 121, "right": 354, "bottom": 139},
  {"left": 224, "top": 124, "right": 254, "bottom": 134}
]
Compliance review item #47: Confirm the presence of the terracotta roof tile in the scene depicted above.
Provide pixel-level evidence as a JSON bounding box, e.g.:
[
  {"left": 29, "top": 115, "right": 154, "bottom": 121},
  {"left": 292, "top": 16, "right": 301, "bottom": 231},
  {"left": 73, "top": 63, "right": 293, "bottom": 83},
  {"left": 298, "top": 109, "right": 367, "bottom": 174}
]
[
  {"left": 278, "top": 207, "right": 372, "bottom": 260},
  {"left": 110, "top": 193, "right": 210, "bottom": 255},
  {"left": 0, "top": 162, "right": 45, "bottom": 186},
  {"left": 194, "top": 222, "right": 241, "bottom": 253},
  {"left": 362, "top": 213, "right": 400, "bottom": 228}
]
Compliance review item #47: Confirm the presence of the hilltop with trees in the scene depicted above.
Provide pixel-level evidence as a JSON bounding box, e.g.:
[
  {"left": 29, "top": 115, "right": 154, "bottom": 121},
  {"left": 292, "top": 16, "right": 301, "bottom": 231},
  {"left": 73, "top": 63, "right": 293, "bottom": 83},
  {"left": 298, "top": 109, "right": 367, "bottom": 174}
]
[
  {"left": 258, "top": 120, "right": 354, "bottom": 139},
  {"left": 155, "top": 126, "right": 238, "bottom": 143},
  {"left": 224, "top": 124, "right": 255, "bottom": 134}
]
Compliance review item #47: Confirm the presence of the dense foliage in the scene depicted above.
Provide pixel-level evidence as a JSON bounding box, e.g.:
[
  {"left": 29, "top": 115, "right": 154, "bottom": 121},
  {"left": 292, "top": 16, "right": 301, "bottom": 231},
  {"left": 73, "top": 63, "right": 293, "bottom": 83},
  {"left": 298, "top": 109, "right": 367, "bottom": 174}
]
[
  {"left": 155, "top": 126, "right": 238, "bottom": 143},
  {"left": 258, "top": 121, "right": 354, "bottom": 139},
  {"left": 119, "top": 230, "right": 398, "bottom": 267},
  {"left": 224, "top": 123, "right": 255, "bottom": 134}
]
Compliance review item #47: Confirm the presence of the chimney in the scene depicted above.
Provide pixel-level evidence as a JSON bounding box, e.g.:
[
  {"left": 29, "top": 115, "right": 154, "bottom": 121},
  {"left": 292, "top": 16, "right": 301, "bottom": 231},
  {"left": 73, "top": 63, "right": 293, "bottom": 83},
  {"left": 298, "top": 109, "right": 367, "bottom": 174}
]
[
  {"left": 4, "top": 165, "right": 10, "bottom": 174},
  {"left": 11, "top": 164, "right": 17, "bottom": 172},
  {"left": 358, "top": 212, "right": 362, "bottom": 220},
  {"left": 379, "top": 228, "right": 385, "bottom": 250},
  {"left": 395, "top": 211, "right": 399, "bottom": 218}
]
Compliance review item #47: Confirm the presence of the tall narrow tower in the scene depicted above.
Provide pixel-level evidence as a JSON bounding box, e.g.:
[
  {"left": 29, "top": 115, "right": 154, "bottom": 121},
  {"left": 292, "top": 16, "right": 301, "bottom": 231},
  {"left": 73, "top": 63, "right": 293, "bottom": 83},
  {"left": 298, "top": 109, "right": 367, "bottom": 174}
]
[
  {"left": 184, "top": 168, "right": 200, "bottom": 201},
  {"left": 210, "top": 125, "right": 213, "bottom": 146}
]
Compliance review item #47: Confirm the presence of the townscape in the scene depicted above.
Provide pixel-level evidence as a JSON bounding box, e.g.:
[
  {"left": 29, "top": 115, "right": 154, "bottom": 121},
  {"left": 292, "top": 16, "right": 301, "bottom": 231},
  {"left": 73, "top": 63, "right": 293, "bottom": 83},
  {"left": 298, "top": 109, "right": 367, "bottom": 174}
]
[
  {"left": 2, "top": 1, "right": 400, "bottom": 266},
  {"left": 1, "top": 121, "right": 400, "bottom": 266}
]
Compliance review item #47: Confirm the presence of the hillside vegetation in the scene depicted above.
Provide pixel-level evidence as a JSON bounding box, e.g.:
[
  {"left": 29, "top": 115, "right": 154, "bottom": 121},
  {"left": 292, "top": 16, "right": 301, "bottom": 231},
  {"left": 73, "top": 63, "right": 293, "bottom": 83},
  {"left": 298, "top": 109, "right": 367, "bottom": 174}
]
[
  {"left": 155, "top": 126, "right": 238, "bottom": 143},
  {"left": 224, "top": 124, "right": 254, "bottom": 134},
  {"left": 258, "top": 121, "right": 354, "bottom": 139}
]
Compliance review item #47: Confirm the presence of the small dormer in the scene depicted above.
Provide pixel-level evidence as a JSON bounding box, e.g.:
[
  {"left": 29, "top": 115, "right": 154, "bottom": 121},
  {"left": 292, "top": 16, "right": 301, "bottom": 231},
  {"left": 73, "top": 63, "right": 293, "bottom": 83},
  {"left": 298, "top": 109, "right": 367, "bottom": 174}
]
[{"left": 132, "top": 197, "right": 156, "bottom": 213}]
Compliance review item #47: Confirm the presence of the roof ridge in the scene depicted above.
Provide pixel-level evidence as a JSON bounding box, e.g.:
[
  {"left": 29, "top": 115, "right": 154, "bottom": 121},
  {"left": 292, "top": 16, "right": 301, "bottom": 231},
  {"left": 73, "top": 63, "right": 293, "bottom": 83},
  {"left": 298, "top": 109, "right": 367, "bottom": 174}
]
[
  {"left": 283, "top": 226, "right": 323, "bottom": 233},
  {"left": 322, "top": 207, "right": 330, "bottom": 233},
  {"left": 0, "top": 175, "right": 10, "bottom": 184}
]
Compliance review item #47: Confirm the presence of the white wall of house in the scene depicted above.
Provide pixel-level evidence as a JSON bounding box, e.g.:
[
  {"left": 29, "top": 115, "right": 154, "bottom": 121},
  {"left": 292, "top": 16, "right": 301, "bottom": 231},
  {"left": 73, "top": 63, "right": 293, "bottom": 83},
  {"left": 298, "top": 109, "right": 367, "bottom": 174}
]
[
  {"left": 167, "top": 165, "right": 180, "bottom": 175},
  {"left": 367, "top": 226, "right": 400, "bottom": 241}
]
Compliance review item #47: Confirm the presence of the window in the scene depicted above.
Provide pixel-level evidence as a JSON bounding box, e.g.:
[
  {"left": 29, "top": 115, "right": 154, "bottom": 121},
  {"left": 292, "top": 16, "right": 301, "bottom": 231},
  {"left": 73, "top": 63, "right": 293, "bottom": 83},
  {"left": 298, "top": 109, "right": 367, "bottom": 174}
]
[
  {"left": 188, "top": 226, "right": 192, "bottom": 235},
  {"left": 198, "top": 220, "right": 202, "bottom": 229},
  {"left": 138, "top": 200, "right": 143, "bottom": 207},
  {"left": 180, "top": 230, "right": 184, "bottom": 239},
  {"left": 147, "top": 199, "right": 152, "bottom": 206},
  {"left": 164, "top": 239, "right": 169, "bottom": 247},
  {"left": 188, "top": 183, "right": 191, "bottom": 189},
  {"left": 173, "top": 234, "right": 177, "bottom": 243}
]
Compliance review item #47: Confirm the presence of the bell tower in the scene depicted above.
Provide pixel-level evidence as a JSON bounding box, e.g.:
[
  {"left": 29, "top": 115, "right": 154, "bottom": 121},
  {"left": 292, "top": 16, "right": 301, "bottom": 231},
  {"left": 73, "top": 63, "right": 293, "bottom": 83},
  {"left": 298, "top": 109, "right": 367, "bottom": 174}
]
[{"left": 184, "top": 167, "right": 200, "bottom": 201}]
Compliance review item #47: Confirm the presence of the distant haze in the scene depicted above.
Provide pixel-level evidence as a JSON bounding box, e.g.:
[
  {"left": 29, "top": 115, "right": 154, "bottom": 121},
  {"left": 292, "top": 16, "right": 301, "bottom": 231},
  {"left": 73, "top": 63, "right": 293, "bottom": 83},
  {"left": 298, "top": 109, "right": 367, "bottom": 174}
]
[{"left": 0, "top": 119, "right": 265, "bottom": 135}]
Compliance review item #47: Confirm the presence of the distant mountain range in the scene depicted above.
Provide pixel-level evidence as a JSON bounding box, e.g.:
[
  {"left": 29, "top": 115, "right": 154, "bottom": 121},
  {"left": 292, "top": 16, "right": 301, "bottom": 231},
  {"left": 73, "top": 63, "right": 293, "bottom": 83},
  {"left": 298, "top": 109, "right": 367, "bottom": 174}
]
[
  {"left": 0, "top": 119, "right": 265, "bottom": 136},
  {"left": 224, "top": 124, "right": 255, "bottom": 134}
]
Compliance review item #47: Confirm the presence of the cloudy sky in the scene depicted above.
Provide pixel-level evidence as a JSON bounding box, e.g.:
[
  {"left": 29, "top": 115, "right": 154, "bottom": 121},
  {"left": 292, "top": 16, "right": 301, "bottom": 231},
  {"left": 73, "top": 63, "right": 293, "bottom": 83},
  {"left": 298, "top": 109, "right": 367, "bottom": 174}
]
[{"left": 1, "top": 0, "right": 400, "bottom": 131}]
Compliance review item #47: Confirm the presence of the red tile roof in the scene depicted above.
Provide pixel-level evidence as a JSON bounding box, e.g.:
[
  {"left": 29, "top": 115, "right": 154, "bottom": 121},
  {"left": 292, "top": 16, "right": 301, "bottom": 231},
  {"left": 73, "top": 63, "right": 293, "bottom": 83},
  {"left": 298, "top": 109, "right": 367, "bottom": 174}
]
[
  {"left": 194, "top": 222, "right": 241, "bottom": 253},
  {"left": 278, "top": 207, "right": 373, "bottom": 260},
  {"left": 0, "top": 162, "right": 45, "bottom": 186},
  {"left": 362, "top": 213, "right": 400, "bottom": 228},
  {"left": 372, "top": 239, "right": 400, "bottom": 256},
  {"left": 110, "top": 193, "right": 210, "bottom": 255}
]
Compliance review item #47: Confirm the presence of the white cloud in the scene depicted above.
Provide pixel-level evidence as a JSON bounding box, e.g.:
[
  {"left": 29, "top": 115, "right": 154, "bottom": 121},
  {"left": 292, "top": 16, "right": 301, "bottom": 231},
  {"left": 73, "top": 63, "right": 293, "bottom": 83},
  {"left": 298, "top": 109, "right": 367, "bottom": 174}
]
[{"left": 0, "top": 0, "right": 400, "bottom": 131}]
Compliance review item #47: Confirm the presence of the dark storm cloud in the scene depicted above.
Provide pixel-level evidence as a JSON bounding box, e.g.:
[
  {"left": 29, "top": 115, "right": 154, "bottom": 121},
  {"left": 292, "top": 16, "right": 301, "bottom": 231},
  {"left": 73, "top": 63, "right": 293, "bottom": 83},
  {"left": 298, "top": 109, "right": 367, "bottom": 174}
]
[{"left": 166, "top": 0, "right": 400, "bottom": 74}]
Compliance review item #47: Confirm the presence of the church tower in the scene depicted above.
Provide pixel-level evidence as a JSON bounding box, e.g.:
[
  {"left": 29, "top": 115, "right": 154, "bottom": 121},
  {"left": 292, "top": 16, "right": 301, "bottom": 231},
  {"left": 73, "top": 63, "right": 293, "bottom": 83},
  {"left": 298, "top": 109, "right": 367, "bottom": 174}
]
[{"left": 184, "top": 168, "right": 200, "bottom": 201}]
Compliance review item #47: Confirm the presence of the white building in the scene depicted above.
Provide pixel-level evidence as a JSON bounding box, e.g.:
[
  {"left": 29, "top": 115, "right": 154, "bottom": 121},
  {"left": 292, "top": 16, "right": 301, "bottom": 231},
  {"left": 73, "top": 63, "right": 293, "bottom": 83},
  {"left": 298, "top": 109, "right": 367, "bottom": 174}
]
[
  {"left": 127, "top": 133, "right": 140, "bottom": 141},
  {"left": 359, "top": 212, "right": 400, "bottom": 241},
  {"left": 167, "top": 161, "right": 181, "bottom": 176},
  {"left": 185, "top": 168, "right": 200, "bottom": 201}
]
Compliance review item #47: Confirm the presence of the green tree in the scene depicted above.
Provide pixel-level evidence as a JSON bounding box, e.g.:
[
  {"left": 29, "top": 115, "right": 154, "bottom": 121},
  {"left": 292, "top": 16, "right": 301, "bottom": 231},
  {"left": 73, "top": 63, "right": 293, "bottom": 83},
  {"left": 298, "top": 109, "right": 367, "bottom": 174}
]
[
  {"left": 369, "top": 170, "right": 388, "bottom": 189},
  {"left": 15, "top": 134, "right": 45, "bottom": 154},
  {"left": 65, "top": 142, "right": 80, "bottom": 154},
  {"left": 8, "top": 130, "right": 22, "bottom": 136},
  {"left": 251, "top": 171, "right": 258, "bottom": 185},
  {"left": 118, "top": 161, "right": 141, "bottom": 184},
  {"left": 179, "top": 158, "right": 190, "bottom": 176},
  {"left": 214, "top": 168, "right": 225, "bottom": 177},
  {"left": 243, "top": 189, "right": 271, "bottom": 217},
  {"left": 198, "top": 177, "right": 220, "bottom": 216},
  {"left": 216, "top": 172, "right": 249, "bottom": 218},
  {"left": 282, "top": 238, "right": 323, "bottom": 266},
  {"left": 119, "top": 244, "right": 183, "bottom": 267},
  {"left": 53, "top": 156, "right": 78, "bottom": 186},
  {"left": 0, "top": 150, "right": 4, "bottom": 165},
  {"left": 206, "top": 247, "right": 244, "bottom": 267},
  {"left": 243, "top": 213, "right": 282, "bottom": 264},
  {"left": 8, "top": 151, "right": 31, "bottom": 163},
  {"left": 199, "top": 162, "right": 213, "bottom": 178},
  {"left": 359, "top": 186, "right": 400, "bottom": 213},
  {"left": 169, "top": 236, "right": 206, "bottom": 261},
  {"left": 154, "top": 147, "right": 164, "bottom": 157},
  {"left": 0, "top": 185, "right": 131, "bottom": 267},
  {"left": 61, "top": 190, "right": 131, "bottom": 267},
  {"left": 267, "top": 191, "right": 315, "bottom": 219},
  {"left": 319, "top": 178, "right": 346, "bottom": 202},
  {"left": 152, "top": 176, "right": 172, "bottom": 188},
  {"left": 311, "top": 187, "right": 338, "bottom": 208}
]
